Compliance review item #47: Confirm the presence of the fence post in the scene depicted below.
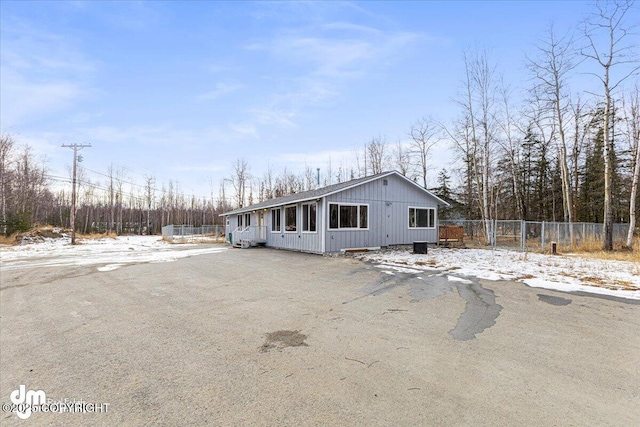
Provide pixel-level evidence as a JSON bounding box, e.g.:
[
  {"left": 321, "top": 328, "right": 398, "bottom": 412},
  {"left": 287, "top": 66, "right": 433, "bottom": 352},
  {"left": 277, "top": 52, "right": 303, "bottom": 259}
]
[
  {"left": 521, "top": 220, "right": 526, "bottom": 252},
  {"left": 541, "top": 221, "right": 545, "bottom": 253}
]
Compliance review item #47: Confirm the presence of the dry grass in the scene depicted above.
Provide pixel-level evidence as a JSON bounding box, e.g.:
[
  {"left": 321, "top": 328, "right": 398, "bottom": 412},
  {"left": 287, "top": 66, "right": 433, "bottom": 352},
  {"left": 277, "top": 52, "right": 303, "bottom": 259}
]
[
  {"left": 0, "top": 226, "right": 68, "bottom": 245},
  {"left": 166, "top": 235, "right": 226, "bottom": 244},
  {"left": 563, "top": 237, "right": 640, "bottom": 262},
  {"left": 1, "top": 226, "right": 134, "bottom": 246},
  {"left": 462, "top": 233, "right": 640, "bottom": 263},
  {"left": 76, "top": 231, "right": 118, "bottom": 240},
  {"left": 0, "top": 233, "right": 19, "bottom": 245}
]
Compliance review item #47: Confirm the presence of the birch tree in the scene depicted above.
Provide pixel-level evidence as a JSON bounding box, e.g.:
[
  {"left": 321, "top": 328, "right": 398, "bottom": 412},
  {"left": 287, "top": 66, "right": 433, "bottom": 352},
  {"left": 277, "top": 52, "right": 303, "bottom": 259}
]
[
  {"left": 393, "top": 140, "right": 413, "bottom": 178},
  {"left": 0, "top": 134, "right": 14, "bottom": 234},
  {"left": 409, "top": 117, "right": 441, "bottom": 189},
  {"left": 622, "top": 87, "right": 640, "bottom": 248},
  {"left": 496, "top": 81, "right": 525, "bottom": 220},
  {"left": 231, "top": 158, "right": 250, "bottom": 208},
  {"left": 528, "top": 26, "right": 577, "bottom": 243},
  {"left": 582, "top": 0, "right": 639, "bottom": 250},
  {"left": 456, "top": 49, "right": 500, "bottom": 245},
  {"left": 366, "top": 136, "right": 390, "bottom": 175}
]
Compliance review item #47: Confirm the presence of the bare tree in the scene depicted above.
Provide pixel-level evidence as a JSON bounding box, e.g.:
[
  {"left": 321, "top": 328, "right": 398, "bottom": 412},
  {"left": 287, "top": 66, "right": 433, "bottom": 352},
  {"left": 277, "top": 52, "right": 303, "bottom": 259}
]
[
  {"left": 582, "top": 0, "right": 639, "bottom": 250},
  {"left": 569, "top": 95, "right": 590, "bottom": 221},
  {"left": 451, "top": 49, "right": 500, "bottom": 245},
  {"left": 354, "top": 143, "right": 367, "bottom": 178},
  {"left": 622, "top": 86, "right": 640, "bottom": 248},
  {"left": 393, "top": 140, "right": 413, "bottom": 177},
  {"left": 0, "top": 134, "right": 15, "bottom": 234},
  {"left": 230, "top": 158, "right": 250, "bottom": 208},
  {"left": 114, "top": 169, "right": 126, "bottom": 234},
  {"left": 496, "top": 81, "right": 525, "bottom": 220},
  {"left": 366, "top": 136, "right": 390, "bottom": 175},
  {"left": 144, "top": 175, "right": 155, "bottom": 234},
  {"left": 303, "top": 165, "right": 317, "bottom": 190},
  {"left": 528, "top": 25, "right": 577, "bottom": 242},
  {"left": 409, "top": 117, "right": 441, "bottom": 188}
]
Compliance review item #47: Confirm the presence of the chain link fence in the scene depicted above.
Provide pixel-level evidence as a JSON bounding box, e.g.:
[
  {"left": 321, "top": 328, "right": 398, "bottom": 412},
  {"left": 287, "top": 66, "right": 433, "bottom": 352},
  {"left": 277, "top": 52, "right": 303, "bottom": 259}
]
[
  {"left": 161, "top": 225, "right": 226, "bottom": 243},
  {"left": 440, "top": 220, "right": 631, "bottom": 252}
]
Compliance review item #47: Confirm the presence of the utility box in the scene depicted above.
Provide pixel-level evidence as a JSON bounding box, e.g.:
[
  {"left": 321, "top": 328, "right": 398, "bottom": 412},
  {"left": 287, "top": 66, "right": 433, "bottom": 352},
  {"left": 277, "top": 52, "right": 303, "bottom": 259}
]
[{"left": 413, "top": 241, "right": 428, "bottom": 254}]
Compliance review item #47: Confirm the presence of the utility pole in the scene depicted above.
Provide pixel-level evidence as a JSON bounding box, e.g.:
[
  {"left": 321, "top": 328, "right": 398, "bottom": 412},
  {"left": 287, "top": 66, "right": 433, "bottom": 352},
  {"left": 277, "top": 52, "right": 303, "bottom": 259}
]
[{"left": 62, "top": 143, "right": 91, "bottom": 244}]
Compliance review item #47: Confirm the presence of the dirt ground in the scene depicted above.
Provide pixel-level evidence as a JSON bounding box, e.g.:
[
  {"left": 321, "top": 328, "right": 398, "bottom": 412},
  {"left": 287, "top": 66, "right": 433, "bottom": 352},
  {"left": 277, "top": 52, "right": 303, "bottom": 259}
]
[{"left": 1, "top": 247, "right": 639, "bottom": 426}]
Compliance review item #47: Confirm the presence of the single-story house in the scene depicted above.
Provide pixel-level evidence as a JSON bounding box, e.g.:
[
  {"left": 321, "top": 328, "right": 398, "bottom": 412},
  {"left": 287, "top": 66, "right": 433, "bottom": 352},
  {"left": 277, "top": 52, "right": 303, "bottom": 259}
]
[{"left": 221, "top": 170, "right": 450, "bottom": 254}]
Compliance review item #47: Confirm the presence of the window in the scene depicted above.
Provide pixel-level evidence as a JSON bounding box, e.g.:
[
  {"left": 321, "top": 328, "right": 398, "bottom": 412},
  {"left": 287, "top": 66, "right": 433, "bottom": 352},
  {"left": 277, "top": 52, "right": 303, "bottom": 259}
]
[
  {"left": 302, "top": 202, "right": 317, "bottom": 232},
  {"left": 244, "top": 213, "right": 251, "bottom": 227},
  {"left": 285, "top": 205, "right": 297, "bottom": 232},
  {"left": 409, "top": 207, "right": 435, "bottom": 228},
  {"left": 329, "top": 203, "right": 368, "bottom": 230},
  {"left": 237, "top": 214, "right": 243, "bottom": 228},
  {"left": 359, "top": 205, "right": 368, "bottom": 228},
  {"left": 271, "top": 208, "right": 281, "bottom": 232}
]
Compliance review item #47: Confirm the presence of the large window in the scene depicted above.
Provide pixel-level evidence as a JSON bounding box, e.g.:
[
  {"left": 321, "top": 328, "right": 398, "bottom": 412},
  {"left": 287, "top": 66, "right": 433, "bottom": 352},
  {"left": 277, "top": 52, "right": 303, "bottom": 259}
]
[
  {"left": 409, "top": 207, "right": 435, "bottom": 228},
  {"left": 329, "top": 203, "right": 368, "bottom": 230},
  {"left": 237, "top": 214, "right": 243, "bottom": 228},
  {"left": 285, "top": 205, "right": 297, "bottom": 232},
  {"left": 244, "top": 213, "right": 251, "bottom": 227},
  {"left": 271, "top": 208, "right": 281, "bottom": 232},
  {"left": 302, "top": 202, "right": 317, "bottom": 232}
]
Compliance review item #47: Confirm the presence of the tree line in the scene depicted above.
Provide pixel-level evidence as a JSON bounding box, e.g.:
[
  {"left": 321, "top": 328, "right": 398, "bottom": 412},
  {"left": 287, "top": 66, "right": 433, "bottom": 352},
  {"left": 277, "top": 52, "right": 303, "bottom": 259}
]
[
  {"left": 1, "top": 1, "right": 638, "bottom": 250},
  {"left": 227, "top": 1, "right": 639, "bottom": 250}
]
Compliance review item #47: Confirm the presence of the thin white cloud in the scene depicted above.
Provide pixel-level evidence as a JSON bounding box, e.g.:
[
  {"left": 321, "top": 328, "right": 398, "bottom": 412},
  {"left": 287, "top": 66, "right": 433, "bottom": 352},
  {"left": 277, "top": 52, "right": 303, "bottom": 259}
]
[
  {"left": 247, "top": 26, "right": 426, "bottom": 79},
  {"left": 275, "top": 148, "right": 357, "bottom": 164},
  {"left": 252, "top": 108, "right": 296, "bottom": 127},
  {"left": 0, "top": 18, "right": 98, "bottom": 127},
  {"left": 239, "top": 21, "right": 429, "bottom": 134},
  {"left": 169, "top": 163, "right": 227, "bottom": 173},
  {"left": 229, "top": 122, "right": 259, "bottom": 139},
  {"left": 320, "top": 21, "right": 383, "bottom": 34},
  {"left": 197, "top": 82, "right": 244, "bottom": 101},
  {"left": 1, "top": 71, "right": 87, "bottom": 128}
]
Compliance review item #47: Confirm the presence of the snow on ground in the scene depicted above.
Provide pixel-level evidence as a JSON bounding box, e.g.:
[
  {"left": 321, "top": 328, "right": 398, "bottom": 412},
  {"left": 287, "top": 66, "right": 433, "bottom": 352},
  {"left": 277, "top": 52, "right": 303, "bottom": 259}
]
[
  {"left": 0, "top": 235, "right": 227, "bottom": 272},
  {"left": 2, "top": 236, "right": 638, "bottom": 300},
  {"left": 357, "top": 248, "right": 640, "bottom": 300}
]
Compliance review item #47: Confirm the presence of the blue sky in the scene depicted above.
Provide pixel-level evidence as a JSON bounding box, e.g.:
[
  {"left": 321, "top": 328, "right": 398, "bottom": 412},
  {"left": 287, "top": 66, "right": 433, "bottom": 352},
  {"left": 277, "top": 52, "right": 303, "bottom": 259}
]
[{"left": 0, "top": 1, "right": 628, "bottom": 200}]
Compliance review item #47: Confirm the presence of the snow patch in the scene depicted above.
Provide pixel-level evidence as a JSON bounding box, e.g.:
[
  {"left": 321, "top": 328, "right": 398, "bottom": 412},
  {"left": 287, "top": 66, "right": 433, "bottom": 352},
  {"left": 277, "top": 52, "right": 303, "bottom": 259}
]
[
  {"left": 357, "top": 248, "right": 640, "bottom": 300},
  {"left": 0, "top": 236, "right": 228, "bottom": 271},
  {"left": 447, "top": 275, "right": 473, "bottom": 284},
  {"left": 97, "top": 264, "right": 124, "bottom": 272},
  {"left": 523, "top": 278, "right": 640, "bottom": 300}
]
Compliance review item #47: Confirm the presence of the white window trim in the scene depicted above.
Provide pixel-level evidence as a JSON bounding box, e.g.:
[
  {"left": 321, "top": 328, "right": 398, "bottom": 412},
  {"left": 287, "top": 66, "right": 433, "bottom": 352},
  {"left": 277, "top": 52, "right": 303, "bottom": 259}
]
[
  {"left": 244, "top": 213, "right": 251, "bottom": 227},
  {"left": 328, "top": 202, "right": 369, "bottom": 231},
  {"left": 408, "top": 206, "right": 436, "bottom": 229},
  {"left": 237, "top": 214, "right": 243, "bottom": 228},
  {"left": 284, "top": 204, "right": 298, "bottom": 233},
  {"left": 301, "top": 202, "right": 318, "bottom": 234},
  {"left": 271, "top": 208, "right": 282, "bottom": 233}
]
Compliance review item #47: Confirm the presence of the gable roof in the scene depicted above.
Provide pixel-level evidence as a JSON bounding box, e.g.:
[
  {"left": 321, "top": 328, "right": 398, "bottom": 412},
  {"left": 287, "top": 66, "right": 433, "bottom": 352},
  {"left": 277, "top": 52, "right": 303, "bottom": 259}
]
[{"left": 221, "top": 170, "right": 449, "bottom": 216}]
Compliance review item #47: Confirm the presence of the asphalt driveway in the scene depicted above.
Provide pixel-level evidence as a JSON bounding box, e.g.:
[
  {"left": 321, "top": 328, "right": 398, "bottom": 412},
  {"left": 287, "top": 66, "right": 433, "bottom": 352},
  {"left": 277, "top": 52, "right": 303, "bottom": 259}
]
[{"left": 1, "top": 247, "right": 639, "bottom": 426}]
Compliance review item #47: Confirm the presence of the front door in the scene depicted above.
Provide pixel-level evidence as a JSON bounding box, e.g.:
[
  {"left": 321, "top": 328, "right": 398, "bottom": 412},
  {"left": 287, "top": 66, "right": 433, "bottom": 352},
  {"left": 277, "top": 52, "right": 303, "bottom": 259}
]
[
  {"left": 385, "top": 201, "right": 392, "bottom": 247},
  {"left": 258, "top": 212, "right": 266, "bottom": 240}
]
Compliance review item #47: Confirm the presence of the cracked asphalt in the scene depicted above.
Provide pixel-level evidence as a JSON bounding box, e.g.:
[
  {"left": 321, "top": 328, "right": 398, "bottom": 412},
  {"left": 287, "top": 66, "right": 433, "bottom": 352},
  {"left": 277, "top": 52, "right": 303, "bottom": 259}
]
[{"left": 1, "top": 247, "right": 639, "bottom": 426}]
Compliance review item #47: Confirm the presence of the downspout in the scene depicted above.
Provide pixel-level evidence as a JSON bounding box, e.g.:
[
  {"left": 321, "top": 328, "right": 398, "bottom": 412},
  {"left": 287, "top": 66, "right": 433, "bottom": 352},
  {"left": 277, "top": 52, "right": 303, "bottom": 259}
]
[{"left": 321, "top": 197, "right": 326, "bottom": 253}]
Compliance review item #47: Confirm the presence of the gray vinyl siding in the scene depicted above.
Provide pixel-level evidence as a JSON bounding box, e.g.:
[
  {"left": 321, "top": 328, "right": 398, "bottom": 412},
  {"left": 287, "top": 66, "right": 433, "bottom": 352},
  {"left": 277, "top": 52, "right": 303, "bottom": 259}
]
[
  {"left": 324, "top": 174, "right": 439, "bottom": 252},
  {"left": 266, "top": 201, "right": 323, "bottom": 254},
  {"left": 228, "top": 215, "right": 238, "bottom": 230},
  {"left": 223, "top": 172, "right": 443, "bottom": 253}
]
